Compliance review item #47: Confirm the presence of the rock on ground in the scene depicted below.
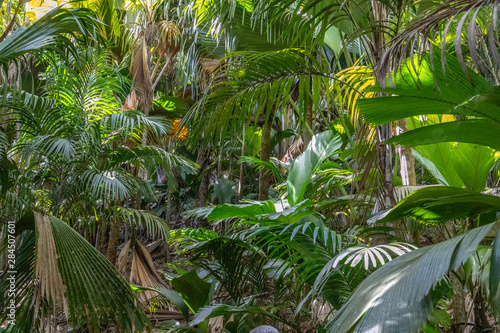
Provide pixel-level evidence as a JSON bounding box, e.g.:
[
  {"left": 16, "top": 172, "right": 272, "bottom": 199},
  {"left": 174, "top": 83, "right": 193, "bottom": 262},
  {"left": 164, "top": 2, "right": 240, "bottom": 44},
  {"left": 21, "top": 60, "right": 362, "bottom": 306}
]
[{"left": 249, "top": 325, "right": 279, "bottom": 333}]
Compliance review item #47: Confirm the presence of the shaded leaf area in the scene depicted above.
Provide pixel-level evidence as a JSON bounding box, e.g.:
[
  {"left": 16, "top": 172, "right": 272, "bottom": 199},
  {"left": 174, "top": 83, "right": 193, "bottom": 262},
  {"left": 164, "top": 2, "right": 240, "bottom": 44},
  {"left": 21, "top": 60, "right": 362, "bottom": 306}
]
[
  {"left": 178, "top": 199, "right": 415, "bottom": 314},
  {"left": 326, "top": 223, "right": 497, "bottom": 333},
  {"left": 184, "top": 49, "right": 333, "bottom": 151},
  {"left": 373, "top": 187, "right": 500, "bottom": 224}
]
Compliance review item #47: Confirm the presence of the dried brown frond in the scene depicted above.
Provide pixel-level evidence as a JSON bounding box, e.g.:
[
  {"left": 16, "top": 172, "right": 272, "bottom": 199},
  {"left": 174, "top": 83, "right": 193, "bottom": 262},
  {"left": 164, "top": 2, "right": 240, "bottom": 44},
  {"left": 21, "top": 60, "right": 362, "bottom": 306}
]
[
  {"left": 33, "top": 212, "right": 69, "bottom": 322},
  {"left": 131, "top": 36, "right": 153, "bottom": 114},
  {"left": 118, "top": 239, "right": 166, "bottom": 303}
]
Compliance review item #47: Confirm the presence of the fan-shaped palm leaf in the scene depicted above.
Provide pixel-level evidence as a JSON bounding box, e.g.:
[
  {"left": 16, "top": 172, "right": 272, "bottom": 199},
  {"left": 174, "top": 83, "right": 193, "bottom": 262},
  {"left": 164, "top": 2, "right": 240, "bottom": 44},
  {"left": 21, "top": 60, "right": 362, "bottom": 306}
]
[
  {"left": 325, "top": 222, "right": 497, "bottom": 333},
  {"left": 1, "top": 213, "right": 149, "bottom": 332}
]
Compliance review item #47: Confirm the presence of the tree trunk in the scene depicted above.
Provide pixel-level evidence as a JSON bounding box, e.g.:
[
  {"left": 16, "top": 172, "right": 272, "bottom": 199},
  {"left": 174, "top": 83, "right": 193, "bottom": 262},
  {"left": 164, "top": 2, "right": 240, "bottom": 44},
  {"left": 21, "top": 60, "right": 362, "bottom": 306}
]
[
  {"left": 395, "top": 119, "right": 419, "bottom": 244},
  {"left": 218, "top": 132, "right": 223, "bottom": 178},
  {"left": 451, "top": 273, "right": 467, "bottom": 333},
  {"left": 107, "top": 218, "right": 120, "bottom": 266},
  {"left": 197, "top": 155, "right": 211, "bottom": 207},
  {"left": 97, "top": 220, "right": 108, "bottom": 255},
  {"left": 376, "top": 124, "right": 396, "bottom": 209},
  {"left": 371, "top": 1, "right": 395, "bottom": 211},
  {"left": 238, "top": 123, "right": 246, "bottom": 200},
  {"left": 303, "top": 94, "right": 313, "bottom": 147},
  {"left": 473, "top": 291, "right": 491, "bottom": 332},
  {"left": 259, "top": 114, "right": 273, "bottom": 201},
  {"left": 395, "top": 119, "right": 417, "bottom": 186}
]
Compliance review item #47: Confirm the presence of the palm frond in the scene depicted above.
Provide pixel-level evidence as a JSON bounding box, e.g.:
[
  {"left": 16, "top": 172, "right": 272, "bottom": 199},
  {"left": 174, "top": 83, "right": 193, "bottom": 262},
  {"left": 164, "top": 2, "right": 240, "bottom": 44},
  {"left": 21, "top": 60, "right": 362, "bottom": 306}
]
[
  {"left": 326, "top": 222, "right": 497, "bottom": 333},
  {"left": 1, "top": 213, "right": 149, "bottom": 332},
  {"left": 0, "top": 7, "right": 99, "bottom": 65},
  {"left": 379, "top": 0, "right": 499, "bottom": 80},
  {"left": 373, "top": 186, "right": 500, "bottom": 224},
  {"left": 239, "top": 156, "right": 286, "bottom": 184},
  {"left": 107, "top": 207, "right": 171, "bottom": 240}
]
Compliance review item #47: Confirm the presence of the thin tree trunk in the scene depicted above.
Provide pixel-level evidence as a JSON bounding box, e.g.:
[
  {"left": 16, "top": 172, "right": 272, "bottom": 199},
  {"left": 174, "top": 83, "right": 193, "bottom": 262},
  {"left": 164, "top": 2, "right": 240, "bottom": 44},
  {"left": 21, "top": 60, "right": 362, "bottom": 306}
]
[
  {"left": 217, "top": 132, "right": 223, "bottom": 178},
  {"left": 376, "top": 124, "right": 396, "bottom": 208},
  {"left": 0, "top": 0, "right": 23, "bottom": 43},
  {"left": 152, "top": 46, "right": 179, "bottom": 90},
  {"left": 259, "top": 113, "right": 273, "bottom": 201},
  {"left": 97, "top": 220, "right": 108, "bottom": 255},
  {"left": 451, "top": 273, "right": 467, "bottom": 333},
  {"left": 303, "top": 94, "right": 313, "bottom": 147},
  {"left": 395, "top": 118, "right": 419, "bottom": 244},
  {"left": 473, "top": 290, "right": 490, "bottom": 331},
  {"left": 371, "top": 0, "right": 395, "bottom": 211},
  {"left": 150, "top": 51, "right": 166, "bottom": 81},
  {"left": 197, "top": 154, "right": 210, "bottom": 207},
  {"left": 284, "top": 106, "right": 290, "bottom": 155},
  {"left": 395, "top": 119, "right": 417, "bottom": 186},
  {"left": 107, "top": 218, "right": 120, "bottom": 265},
  {"left": 238, "top": 123, "right": 246, "bottom": 200}
]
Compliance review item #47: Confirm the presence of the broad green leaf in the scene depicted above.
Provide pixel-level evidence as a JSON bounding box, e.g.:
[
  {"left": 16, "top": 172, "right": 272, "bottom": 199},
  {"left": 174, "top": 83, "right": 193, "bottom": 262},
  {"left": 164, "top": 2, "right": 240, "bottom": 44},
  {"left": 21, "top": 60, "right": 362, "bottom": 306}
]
[
  {"left": 171, "top": 270, "right": 211, "bottom": 314},
  {"left": 323, "top": 26, "right": 343, "bottom": 57},
  {"left": 190, "top": 304, "right": 288, "bottom": 327},
  {"left": 207, "top": 201, "right": 276, "bottom": 221},
  {"left": 49, "top": 216, "right": 148, "bottom": 331},
  {"left": 152, "top": 96, "right": 191, "bottom": 118},
  {"left": 359, "top": 52, "right": 494, "bottom": 126},
  {"left": 287, "top": 131, "right": 342, "bottom": 205},
  {"left": 358, "top": 52, "right": 500, "bottom": 154},
  {"left": 212, "top": 177, "right": 237, "bottom": 204},
  {"left": 451, "top": 143, "right": 497, "bottom": 192},
  {"left": 326, "top": 223, "right": 496, "bottom": 333},
  {"left": 408, "top": 116, "right": 497, "bottom": 191},
  {"left": 411, "top": 149, "right": 452, "bottom": 186},
  {"left": 155, "top": 287, "right": 191, "bottom": 322},
  {"left": 389, "top": 120, "right": 500, "bottom": 152},
  {"left": 378, "top": 187, "right": 500, "bottom": 223}
]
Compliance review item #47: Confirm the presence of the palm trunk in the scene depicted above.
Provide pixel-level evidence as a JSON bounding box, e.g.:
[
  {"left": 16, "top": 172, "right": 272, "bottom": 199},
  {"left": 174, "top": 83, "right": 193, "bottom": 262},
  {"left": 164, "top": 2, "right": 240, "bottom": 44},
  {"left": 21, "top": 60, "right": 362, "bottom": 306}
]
[
  {"left": 303, "top": 95, "right": 313, "bottom": 147},
  {"left": 395, "top": 119, "right": 419, "bottom": 244},
  {"left": 371, "top": 0, "right": 396, "bottom": 210},
  {"left": 451, "top": 273, "right": 467, "bottom": 333},
  {"left": 217, "top": 132, "right": 223, "bottom": 178},
  {"left": 107, "top": 218, "right": 120, "bottom": 265},
  {"left": 376, "top": 124, "right": 396, "bottom": 208},
  {"left": 97, "top": 220, "right": 108, "bottom": 255},
  {"left": 197, "top": 154, "right": 211, "bottom": 207},
  {"left": 395, "top": 119, "right": 417, "bottom": 186},
  {"left": 238, "top": 123, "right": 246, "bottom": 200},
  {"left": 258, "top": 113, "right": 272, "bottom": 201}
]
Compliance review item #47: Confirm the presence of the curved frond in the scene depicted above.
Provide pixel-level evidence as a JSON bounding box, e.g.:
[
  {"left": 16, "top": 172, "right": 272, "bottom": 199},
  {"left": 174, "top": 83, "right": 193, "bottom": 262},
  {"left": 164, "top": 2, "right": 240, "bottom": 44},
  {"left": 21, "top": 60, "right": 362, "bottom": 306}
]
[
  {"left": 0, "top": 7, "right": 98, "bottom": 65},
  {"left": 325, "top": 222, "right": 497, "bottom": 333}
]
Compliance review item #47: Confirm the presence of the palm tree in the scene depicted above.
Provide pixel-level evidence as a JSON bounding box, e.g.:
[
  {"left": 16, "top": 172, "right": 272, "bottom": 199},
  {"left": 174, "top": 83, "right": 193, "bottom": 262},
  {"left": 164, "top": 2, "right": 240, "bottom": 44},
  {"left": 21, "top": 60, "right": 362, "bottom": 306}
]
[
  {"left": 0, "top": 14, "right": 193, "bottom": 330},
  {"left": 327, "top": 30, "right": 500, "bottom": 333}
]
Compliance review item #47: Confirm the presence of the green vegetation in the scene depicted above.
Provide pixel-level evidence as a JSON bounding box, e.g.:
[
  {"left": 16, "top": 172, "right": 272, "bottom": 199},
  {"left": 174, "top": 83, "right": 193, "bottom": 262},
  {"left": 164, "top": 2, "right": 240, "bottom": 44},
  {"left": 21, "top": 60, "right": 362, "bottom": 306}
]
[{"left": 0, "top": 0, "right": 500, "bottom": 332}]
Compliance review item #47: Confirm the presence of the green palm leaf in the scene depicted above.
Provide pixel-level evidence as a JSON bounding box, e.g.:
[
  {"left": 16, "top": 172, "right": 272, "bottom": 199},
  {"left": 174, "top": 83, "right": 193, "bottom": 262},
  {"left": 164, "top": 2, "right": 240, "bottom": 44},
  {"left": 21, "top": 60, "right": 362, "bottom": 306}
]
[
  {"left": 373, "top": 187, "right": 500, "bottom": 224},
  {"left": 0, "top": 7, "right": 98, "bottom": 65},
  {"left": 2, "top": 213, "right": 148, "bottom": 332},
  {"left": 287, "top": 131, "right": 343, "bottom": 205},
  {"left": 358, "top": 52, "right": 500, "bottom": 151},
  {"left": 326, "top": 222, "right": 497, "bottom": 333}
]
